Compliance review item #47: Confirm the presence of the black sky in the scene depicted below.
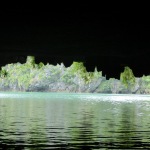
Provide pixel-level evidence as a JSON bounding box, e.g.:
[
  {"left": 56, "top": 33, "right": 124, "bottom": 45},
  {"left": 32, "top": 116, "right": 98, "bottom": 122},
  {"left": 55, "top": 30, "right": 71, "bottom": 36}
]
[{"left": 0, "top": 6, "right": 150, "bottom": 78}]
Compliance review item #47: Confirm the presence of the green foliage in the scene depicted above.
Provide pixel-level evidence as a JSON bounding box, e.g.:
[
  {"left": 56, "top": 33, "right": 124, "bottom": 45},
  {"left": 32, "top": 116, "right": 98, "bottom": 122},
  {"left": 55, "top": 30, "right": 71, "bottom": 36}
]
[
  {"left": 4, "top": 63, "right": 32, "bottom": 89},
  {"left": 61, "top": 73, "right": 74, "bottom": 84},
  {"left": 0, "top": 69, "right": 8, "bottom": 78},
  {"left": 83, "top": 67, "right": 102, "bottom": 83},
  {"left": 67, "top": 62, "right": 88, "bottom": 83},
  {"left": 120, "top": 66, "right": 135, "bottom": 88},
  {"left": 69, "top": 62, "right": 87, "bottom": 74},
  {"left": 0, "top": 56, "right": 103, "bottom": 91},
  {"left": 93, "top": 67, "right": 102, "bottom": 78},
  {"left": 67, "top": 62, "right": 102, "bottom": 83},
  {"left": 0, "top": 57, "right": 39, "bottom": 90},
  {"left": 142, "top": 75, "right": 150, "bottom": 82},
  {"left": 141, "top": 75, "right": 150, "bottom": 90},
  {"left": 38, "top": 62, "right": 45, "bottom": 69},
  {"left": 26, "top": 56, "right": 35, "bottom": 67}
]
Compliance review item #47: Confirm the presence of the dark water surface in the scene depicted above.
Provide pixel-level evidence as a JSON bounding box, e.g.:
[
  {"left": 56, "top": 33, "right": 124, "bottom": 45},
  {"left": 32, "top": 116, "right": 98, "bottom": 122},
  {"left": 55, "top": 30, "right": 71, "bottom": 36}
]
[{"left": 0, "top": 92, "right": 150, "bottom": 149}]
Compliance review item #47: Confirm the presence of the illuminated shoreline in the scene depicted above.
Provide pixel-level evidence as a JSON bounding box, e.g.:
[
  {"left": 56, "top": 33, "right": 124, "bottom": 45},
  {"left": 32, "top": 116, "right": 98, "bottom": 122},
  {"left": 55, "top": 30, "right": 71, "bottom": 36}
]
[{"left": 0, "top": 56, "right": 150, "bottom": 94}]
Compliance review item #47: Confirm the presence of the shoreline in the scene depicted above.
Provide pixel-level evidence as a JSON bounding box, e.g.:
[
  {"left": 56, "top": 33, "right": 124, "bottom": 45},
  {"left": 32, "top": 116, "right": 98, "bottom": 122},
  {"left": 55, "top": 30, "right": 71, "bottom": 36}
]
[{"left": 0, "top": 56, "right": 150, "bottom": 94}]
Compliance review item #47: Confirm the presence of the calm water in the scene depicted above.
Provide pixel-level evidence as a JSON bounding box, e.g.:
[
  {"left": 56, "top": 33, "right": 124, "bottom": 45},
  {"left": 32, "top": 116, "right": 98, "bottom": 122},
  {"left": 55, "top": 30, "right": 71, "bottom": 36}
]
[{"left": 0, "top": 92, "right": 150, "bottom": 149}]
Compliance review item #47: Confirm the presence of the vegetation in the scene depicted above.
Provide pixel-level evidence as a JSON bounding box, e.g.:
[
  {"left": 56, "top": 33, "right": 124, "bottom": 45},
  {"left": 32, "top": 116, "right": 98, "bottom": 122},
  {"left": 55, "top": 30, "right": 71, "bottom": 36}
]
[
  {"left": 0, "top": 56, "right": 103, "bottom": 91},
  {"left": 0, "top": 69, "right": 8, "bottom": 78},
  {"left": 26, "top": 56, "right": 35, "bottom": 67},
  {"left": 0, "top": 56, "right": 149, "bottom": 94},
  {"left": 38, "top": 62, "right": 45, "bottom": 69},
  {"left": 68, "top": 62, "right": 102, "bottom": 83},
  {"left": 141, "top": 75, "right": 150, "bottom": 94},
  {"left": 120, "top": 66, "right": 135, "bottom": 89}
]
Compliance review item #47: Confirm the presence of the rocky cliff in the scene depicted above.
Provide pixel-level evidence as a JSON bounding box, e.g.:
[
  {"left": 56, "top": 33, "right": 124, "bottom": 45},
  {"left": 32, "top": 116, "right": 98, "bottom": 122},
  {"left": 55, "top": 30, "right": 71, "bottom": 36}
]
[{"left": 0, "top": 56, "right": 150, "bottom": 94}]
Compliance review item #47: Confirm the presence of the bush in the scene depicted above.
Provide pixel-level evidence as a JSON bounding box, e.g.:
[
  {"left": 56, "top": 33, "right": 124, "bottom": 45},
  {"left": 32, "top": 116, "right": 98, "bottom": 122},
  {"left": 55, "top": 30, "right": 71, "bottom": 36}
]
[
  {"left": 0, "top": 69, "right": 8, "bottom": 78},
  {"left": 120, "top": 66, "right": 135, "bottom": 88},
  {"left": 38, "top": 62, "right": 45, "bottom": 69},
  {"left": 68, "top": 62, "right": 102, "bottom": 83},
  {"left": 26, "top": 56, "right": 35, "bottom": 67}
]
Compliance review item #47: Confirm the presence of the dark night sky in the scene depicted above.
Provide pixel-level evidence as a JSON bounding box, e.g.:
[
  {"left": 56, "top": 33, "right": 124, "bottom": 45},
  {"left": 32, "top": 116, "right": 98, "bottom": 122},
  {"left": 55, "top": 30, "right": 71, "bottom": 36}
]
[{"left": 0, "top": 6, "right": 150, "bottom": 78}]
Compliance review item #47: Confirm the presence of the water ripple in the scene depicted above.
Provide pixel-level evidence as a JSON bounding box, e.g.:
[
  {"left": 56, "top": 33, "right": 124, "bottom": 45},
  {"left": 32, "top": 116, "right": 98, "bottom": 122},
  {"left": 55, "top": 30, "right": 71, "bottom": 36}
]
[{"left": 0, "top": 93, "right": 150, "bottom": 149}]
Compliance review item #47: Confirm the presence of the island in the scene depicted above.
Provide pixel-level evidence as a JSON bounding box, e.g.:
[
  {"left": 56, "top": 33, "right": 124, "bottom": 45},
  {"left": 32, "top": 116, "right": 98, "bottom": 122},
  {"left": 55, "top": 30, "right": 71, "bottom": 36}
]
[{"left": 0, "top": 56, "right": 150, "bottom": 94}]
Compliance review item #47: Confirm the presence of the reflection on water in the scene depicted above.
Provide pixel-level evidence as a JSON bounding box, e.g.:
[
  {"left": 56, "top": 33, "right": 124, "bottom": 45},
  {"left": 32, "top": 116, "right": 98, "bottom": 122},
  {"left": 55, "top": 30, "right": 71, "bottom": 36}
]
[{"left": 0, "top": 93, "right": 150, "bottom": 149}]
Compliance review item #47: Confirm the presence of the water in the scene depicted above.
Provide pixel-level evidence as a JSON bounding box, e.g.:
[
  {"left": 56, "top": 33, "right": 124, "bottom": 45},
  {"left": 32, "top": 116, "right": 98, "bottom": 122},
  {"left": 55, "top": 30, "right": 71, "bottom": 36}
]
[{"left": 0, "top": 92, "right": 150, "bottom": 149}]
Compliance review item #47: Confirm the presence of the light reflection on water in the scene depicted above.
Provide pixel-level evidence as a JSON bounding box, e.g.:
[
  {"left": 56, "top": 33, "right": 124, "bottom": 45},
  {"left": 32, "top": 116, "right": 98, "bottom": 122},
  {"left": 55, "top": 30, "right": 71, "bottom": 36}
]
[{"left": 0, "top": 92, "right": 150, "bottom": 149}]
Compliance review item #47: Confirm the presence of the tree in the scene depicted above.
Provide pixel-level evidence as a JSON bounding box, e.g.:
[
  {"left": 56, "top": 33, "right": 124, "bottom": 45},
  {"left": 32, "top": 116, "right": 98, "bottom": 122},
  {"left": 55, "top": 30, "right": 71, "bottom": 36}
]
[{"left": 120, "top": 66, "right": 135, "bottom": 91}]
